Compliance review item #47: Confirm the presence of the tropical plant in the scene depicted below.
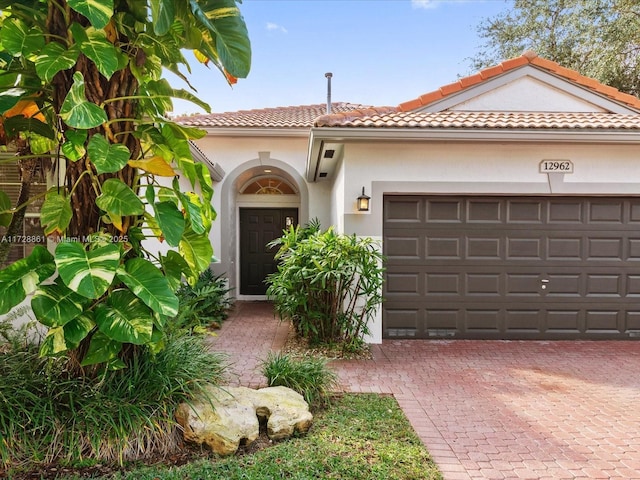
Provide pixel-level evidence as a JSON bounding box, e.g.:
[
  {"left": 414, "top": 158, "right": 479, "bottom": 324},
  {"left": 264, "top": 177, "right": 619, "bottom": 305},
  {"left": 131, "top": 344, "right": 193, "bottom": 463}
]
[
  {"left": 261, "top": 351, "right": 338, "bottom": 407},
  {"left": 0, "top": 0, "right": 251, "bottom": 372},
  {"left": 266, "top": 224, "right": 384, "bottom": 351},
  {"left": 173, "top": 268, "right": 233, "bottom": 333},
  {"left": 471, "top": 0, "right": 640, "bottom": 96}
]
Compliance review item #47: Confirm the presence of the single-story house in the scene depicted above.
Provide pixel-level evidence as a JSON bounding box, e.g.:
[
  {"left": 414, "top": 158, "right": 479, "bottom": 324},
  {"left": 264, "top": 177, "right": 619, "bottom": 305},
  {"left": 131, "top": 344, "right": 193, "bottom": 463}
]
[{"left": 176, "top": 50, "right": 640, "bottom": 342}]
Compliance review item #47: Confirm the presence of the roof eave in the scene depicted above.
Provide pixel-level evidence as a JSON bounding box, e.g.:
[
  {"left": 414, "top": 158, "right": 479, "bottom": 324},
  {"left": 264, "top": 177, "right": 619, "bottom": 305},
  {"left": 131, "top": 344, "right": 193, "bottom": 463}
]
[
  {"left": 198, "top": 127, "right": 311, "bottom": 137},
  {"left": 306, "top": 127, "right": 640, "bottom": 182}
]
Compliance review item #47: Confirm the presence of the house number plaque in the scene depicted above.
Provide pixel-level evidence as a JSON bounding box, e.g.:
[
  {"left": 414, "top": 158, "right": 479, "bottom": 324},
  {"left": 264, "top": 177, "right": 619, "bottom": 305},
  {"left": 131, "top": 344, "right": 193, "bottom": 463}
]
[{"left": 539, "top": 159, "right": 574, "bottom": 173}]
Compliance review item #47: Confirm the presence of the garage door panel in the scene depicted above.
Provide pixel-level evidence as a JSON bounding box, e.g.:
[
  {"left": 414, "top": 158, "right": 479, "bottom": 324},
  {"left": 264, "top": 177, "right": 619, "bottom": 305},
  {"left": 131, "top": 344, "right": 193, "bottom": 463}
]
[
  {"left": 386, "top": 272, "right": 420, "bottom": 295},
  {"left": 588, "top": 201, "right": 624, "bottom": 223},
  {"left": 586, "top": 274, "right": 622, "bottom": 297},
  {"left": 466, "top": 274, "right": 501, "bottom": 295},
  {"left": 546, "top": 274, "right": 582, "bottom": 297},
  {"left": 507, "top": 238, "right": 542, "bottom": 259},
  {"left": 384, "top": 196, "right": 640, "bottom": 339},
  {"left": 467, "top": 237, "right": 501, "bottom": 258},
  {"left": 466, "top": 309, "right": 501, "bottom": 331},
  {"left": 425, "top": 273, "right": 460, "bottom": 295},
  {"left": 468, "top": 199, "right": 502, "bottom": 223},
  {"left": 383, "top": 308, "right": 420, "bottom": 338},
  {"left": 427, "top": 237, "right": 461, "bottom": 259},
  {"left": 585, "top": 311, "right": 620, "bottom": 332},
  {"left": 505, "top": 310, "right": 542, "bottom": 331},
  {"left": 627, "top": 276, "right": 640, "bottom": 296},
  {"left": 427, "top": 199, "right": 462, "bottom": 222},
  {"left": 548, "top": 201, "right": 583, "bottom": 223},
  {"left": 506, "top": 274, "right": 540, "bottom": 296},
  {"left": 548, "top": 237, "right": 582, "bottom": 259},
  {"left": 587, "top": 238, "right": 623, "bottom": 259},
  {"left": 385, "top": 235, "right": 421, "bottom": 259},
  {"left": 628, "top": 239, "right": 640, "bottom": 259},
  {"left": 546, "top": 310, "right": 582, "bottom": 332},
  {"left": 386, "top": 199, "right": 422, "bottom": 222}
]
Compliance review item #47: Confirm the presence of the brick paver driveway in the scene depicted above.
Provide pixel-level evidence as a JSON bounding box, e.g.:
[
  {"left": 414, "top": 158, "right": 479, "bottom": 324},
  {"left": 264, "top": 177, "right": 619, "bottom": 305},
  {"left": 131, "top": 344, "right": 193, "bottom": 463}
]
[{"left": 212, "top": 302, "right": 640, "bottom": 480}]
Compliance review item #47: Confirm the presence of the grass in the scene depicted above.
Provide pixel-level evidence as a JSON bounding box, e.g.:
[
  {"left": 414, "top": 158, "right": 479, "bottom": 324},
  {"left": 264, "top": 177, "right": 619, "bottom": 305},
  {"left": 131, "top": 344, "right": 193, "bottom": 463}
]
[
  {"left": 101, "top": 394, "right": 442, "bottom": 480},
  {"left": 261, "top": 351, "right": 339, "bottom": 406},
  {"left": 0, "top": 334, "right": 227, "bottom": 474}
]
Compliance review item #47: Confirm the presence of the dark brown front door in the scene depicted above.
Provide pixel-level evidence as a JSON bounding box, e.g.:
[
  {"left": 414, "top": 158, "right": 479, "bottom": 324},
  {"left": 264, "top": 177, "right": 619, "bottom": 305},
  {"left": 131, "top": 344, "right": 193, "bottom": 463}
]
[
  {"left": 240, "top": 208, "right": 298, "bottom": 295},
  {"left": 383, "top": 195, "right": 640, "bottom": 340}
]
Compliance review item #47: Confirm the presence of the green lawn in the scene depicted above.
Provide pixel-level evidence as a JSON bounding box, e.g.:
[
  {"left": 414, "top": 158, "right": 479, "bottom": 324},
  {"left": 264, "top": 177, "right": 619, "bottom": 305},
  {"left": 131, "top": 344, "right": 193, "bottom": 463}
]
[{"left": 104, "top": 393, "right": 442, "bottom": 480}]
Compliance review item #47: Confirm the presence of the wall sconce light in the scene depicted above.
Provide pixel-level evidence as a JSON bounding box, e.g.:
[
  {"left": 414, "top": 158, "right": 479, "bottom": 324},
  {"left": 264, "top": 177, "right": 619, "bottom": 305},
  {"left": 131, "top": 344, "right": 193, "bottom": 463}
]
[{"left": 357, "top": 187, "right": 370, "bottom": 212}]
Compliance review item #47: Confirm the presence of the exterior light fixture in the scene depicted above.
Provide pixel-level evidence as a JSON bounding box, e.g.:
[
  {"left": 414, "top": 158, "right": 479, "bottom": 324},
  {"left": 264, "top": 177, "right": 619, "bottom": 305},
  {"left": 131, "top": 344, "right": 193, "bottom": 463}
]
[{"left": 357, "top": 187, "right": 370, "bottom": 212}]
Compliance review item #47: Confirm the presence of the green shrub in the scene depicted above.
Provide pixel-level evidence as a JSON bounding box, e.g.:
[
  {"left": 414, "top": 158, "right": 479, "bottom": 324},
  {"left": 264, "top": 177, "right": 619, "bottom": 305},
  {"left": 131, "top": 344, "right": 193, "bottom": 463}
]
[
  {"left": 173, "top": 269, "right": 233, "bottom": 333},
  {"left": 261, "top": 351, "right": 338, "bottom": 406},
  {"left": 266, "top": 222, "right": 384, "bottom": 351},
  {"left": 0, "top": 333, "right": 227, "bottom": 472}
]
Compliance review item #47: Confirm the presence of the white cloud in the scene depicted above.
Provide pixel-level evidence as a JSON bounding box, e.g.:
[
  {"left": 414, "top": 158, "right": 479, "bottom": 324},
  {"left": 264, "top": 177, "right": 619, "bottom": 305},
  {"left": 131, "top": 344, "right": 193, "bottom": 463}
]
[
  {"left": 411, "top": 0, "right": 472, "bottom": 9},
  {"left": 266, "top": 22, "right": 288, "bottom": 34},
  {"left": 411, "top": 0, "right": 439, "bottom": 8}
]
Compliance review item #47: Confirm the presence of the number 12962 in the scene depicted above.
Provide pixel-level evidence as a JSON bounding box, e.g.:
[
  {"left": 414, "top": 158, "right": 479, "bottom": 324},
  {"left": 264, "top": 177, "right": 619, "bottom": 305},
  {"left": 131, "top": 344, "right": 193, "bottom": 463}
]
[{"left": 539, "top": 160, "right": 573, "bottom": 173}]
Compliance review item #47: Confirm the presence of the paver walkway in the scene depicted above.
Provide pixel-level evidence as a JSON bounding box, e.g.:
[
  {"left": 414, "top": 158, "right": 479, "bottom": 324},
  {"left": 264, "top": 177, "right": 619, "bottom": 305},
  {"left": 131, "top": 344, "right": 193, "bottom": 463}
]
[{"left": 209, "top": 301, "right": 640, "bottom": 480}]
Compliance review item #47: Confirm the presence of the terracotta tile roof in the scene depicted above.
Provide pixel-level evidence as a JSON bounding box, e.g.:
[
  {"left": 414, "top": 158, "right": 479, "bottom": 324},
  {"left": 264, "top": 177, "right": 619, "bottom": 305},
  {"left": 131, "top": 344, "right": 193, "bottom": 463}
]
[
  {"left": 174, "top": 103, "right": 370, "bottom": 128},
  {"left": 398, "top": 50, "right": 640, "bottom": 112},
  {"left": 314, "top": 111, "right": 640, "bottom": 130}
]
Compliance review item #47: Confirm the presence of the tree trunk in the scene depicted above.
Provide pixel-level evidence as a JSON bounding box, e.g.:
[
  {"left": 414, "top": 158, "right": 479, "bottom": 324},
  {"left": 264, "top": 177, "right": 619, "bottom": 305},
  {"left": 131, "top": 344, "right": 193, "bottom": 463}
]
[
  {"left": 46, "top": 1, "right": 144, "bottom": 373},
  {"left": 47, "top": 2, "right": 142, "bottom": 239}
]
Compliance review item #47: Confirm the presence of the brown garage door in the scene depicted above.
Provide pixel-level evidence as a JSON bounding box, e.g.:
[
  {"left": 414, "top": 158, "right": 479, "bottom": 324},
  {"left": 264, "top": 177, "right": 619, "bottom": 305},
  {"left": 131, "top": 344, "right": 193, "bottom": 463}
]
[{"left": 383, "top": 196, "right": 640, "bottom": 339}]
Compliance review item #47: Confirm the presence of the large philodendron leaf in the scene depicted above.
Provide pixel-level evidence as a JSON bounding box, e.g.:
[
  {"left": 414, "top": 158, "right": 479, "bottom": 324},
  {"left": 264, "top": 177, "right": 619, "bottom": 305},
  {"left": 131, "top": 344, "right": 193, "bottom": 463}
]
[
  {"left": 96, "top": 178, "right": 145, "bottom": 217},
  {"left": 31, "top": 278, "right": 87, "bottom": 327},
  {"left": 35, "top": 43, "right": 80, "bottom": 83},
  {"left": 150, "top": 0, "right": 175, "bottom": 36},
  {"left": 63, "top": 314, "right": 96, "bottom": 349},
  {"left": 128, "top": 156, "right": 176, "bottom": 177},
  {"left": 62, "top": 129, "right": 88, "bottom": 162},
  {"left": 39, "top": 326, "right": 67, "bottom": 357},
  {"left": 59, "top": 72, "right": 108, "bottom": 129},
  {"left": 94, "top": 289, "right": 154, "bottom": 345},
  {"left": 39, "top": 313, "right": 96, "bottom": 357},
  {"left": 179, "top": 230, "right": 213, "bottom": 285},
  {"left": 154, "top": 201, "right": 185, "bottom": 247},
  {"left": 81, "top": 331, "right": 122, "bottom": 366},
  {"left": 0, "top": 246, "right": 55, "bottom": 315},
  {"left": 68, "top": 0, "right": 113, "bottom": 29},
  {"left": 55, "top": 242, "right": 120, "bottom": 299},
  {"left": 40, "top": 189, "right": 73, "bottom": 236},
  {"left": 0, "top": 18, "right": 45, "bottom": 57},
  {"left": 160, "top": 250, "right": 191, "bottom": 291},
  {"left": 189, "top": 0, "right": 251, "bottom": 79},
  {"left": 0, "top": 190, "right": 11, "bottom": 226},
  {"left": 87, "top": 134, "right": 130, "bottom": 174},
  {"left": 117, "top": 258, "right": 179, "bottom": 317},
  {"left": 70, "top": 23, "right": 127, "bottom": 80}
]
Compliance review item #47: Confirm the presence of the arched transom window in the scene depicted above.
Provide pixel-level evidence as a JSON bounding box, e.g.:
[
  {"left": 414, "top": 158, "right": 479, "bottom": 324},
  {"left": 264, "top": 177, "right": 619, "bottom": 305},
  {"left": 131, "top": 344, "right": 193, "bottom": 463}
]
[{"left": 240, "top": 176, "right": 297, "bottom": 195}]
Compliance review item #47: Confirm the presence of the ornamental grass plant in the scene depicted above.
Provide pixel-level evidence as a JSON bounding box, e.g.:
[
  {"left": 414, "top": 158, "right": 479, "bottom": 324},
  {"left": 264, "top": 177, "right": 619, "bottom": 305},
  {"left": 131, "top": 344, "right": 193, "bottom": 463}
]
[
  {"left": 0, "top": 331, "right": 227, "bottom": 476},
  {"left": 261, "top": 351, "right": 339, "bottom": 407}
]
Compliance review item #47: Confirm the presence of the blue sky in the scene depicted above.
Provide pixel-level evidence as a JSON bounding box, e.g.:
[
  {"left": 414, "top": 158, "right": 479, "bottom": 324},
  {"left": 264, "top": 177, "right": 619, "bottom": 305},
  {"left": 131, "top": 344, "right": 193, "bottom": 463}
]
[{"left": 169, "top": 0, "right": 511, "bottom": 115}]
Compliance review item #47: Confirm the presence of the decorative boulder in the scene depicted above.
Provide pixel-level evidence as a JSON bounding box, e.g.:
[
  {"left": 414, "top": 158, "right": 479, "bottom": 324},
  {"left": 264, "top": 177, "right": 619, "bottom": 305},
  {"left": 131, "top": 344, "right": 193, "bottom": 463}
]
[{"left": 175, "top": 385, "right": 313, "bottom": 456}]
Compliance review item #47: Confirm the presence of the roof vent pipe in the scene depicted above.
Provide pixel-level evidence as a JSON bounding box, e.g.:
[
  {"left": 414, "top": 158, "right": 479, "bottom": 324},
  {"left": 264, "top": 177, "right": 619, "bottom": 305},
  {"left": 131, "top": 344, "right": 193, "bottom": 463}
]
[{"left": 325, "top": 72, "right": 332, "bottom": 114}]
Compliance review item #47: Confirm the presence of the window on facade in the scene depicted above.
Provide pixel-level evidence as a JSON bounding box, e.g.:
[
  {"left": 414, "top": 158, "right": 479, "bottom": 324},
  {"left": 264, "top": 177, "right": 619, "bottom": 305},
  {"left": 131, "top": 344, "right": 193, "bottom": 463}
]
[
  {"left": 0, "top": 160, "right": 47, "bottom": 267},
  {"left": 241, "top": 176, "right": 297, "bottom": 195}
]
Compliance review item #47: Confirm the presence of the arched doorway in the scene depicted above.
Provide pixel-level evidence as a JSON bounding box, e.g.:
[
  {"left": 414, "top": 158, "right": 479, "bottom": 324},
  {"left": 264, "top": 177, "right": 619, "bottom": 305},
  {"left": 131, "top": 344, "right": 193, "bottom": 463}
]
[
  {"left": 217, "top": 155, "right": 308, "bottom": 300},
  {"left": 237, "top": 173, "right": 299, "bottom": 295}
]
